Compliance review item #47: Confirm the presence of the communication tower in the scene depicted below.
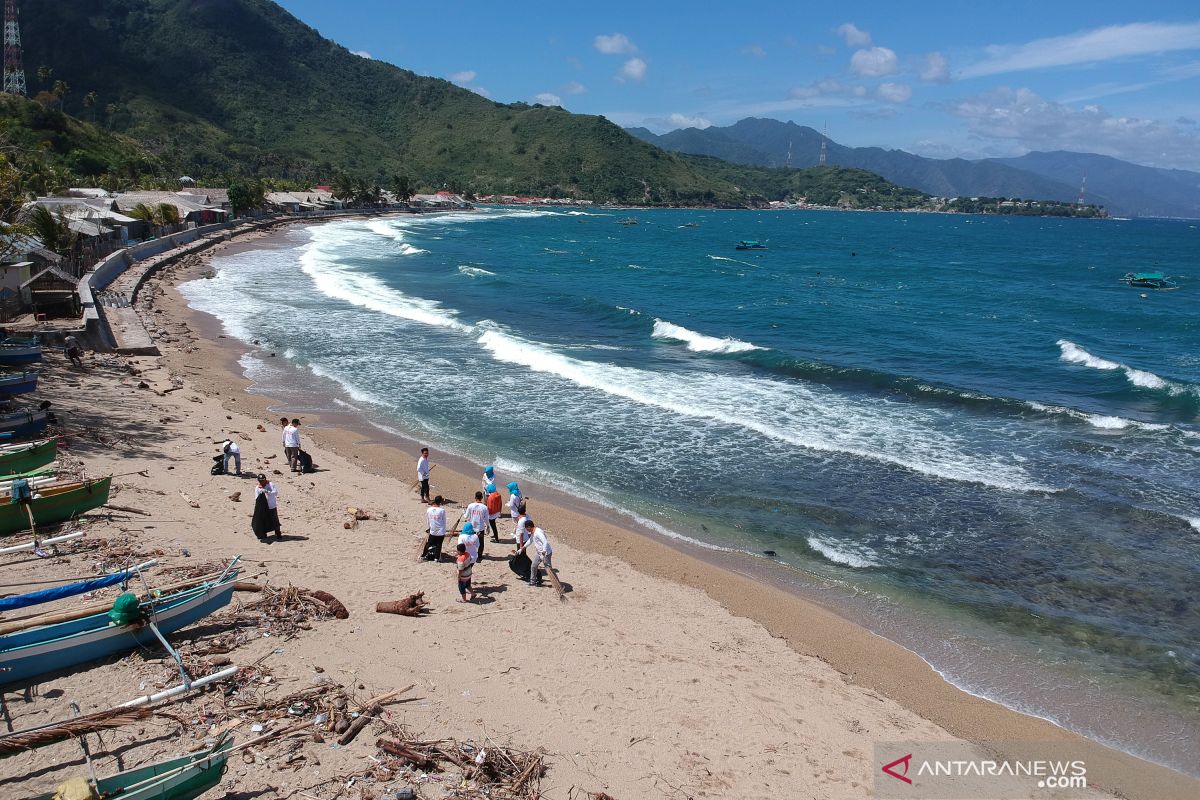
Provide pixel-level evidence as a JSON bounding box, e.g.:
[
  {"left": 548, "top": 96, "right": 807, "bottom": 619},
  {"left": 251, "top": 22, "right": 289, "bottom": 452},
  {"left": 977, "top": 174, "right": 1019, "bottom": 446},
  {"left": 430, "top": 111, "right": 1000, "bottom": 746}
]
[
  {"left": 819, "top": 122, "right": 827, "bottom": 166},
  {"left": 2, "top": 0, "right": 25, "bottom": 97},
  {"left": 1077, "top": 175, "right": 1087, "bottom": 206}
]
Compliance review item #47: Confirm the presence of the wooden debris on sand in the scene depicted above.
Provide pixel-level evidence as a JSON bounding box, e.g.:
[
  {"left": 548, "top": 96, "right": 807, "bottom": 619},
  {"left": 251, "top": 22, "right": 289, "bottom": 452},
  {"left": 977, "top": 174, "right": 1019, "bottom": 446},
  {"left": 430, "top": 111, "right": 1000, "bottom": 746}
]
[
  {"left": 376, "top": 592, "right": 429, "bottom": 617},
  {"left": 372, "top": 734, "right": 547, "bottom": 799}
]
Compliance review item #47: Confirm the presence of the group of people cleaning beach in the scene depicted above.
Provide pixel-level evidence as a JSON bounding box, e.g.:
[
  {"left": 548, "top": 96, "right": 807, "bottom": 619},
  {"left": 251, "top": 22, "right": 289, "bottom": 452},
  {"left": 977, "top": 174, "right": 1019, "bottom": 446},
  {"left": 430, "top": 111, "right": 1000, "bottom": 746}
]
[
  {"left": 218, "top": 426, "right": 554, "bottom": 599},
  {"left": 418, "top": 449, "right": 554, "bottom": 603}
]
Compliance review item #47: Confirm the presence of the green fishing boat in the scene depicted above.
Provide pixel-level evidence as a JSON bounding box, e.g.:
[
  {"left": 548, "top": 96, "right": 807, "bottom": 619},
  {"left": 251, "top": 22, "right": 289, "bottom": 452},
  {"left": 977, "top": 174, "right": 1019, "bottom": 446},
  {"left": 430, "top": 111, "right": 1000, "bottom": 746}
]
[
  {"left": 29, "top": 738, "right": 233, "bottom": 800},
  {"left": 0, "top": 476, "right": 111, "bottom": 535},
  {"left": 0, "top": 440, "right": 57, "bottom": 479}
]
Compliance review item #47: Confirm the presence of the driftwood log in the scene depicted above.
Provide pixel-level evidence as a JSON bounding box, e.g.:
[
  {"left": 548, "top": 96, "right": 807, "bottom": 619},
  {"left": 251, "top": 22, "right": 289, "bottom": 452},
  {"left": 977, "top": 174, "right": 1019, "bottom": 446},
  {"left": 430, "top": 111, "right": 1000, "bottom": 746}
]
[
  {"left": 376, "top": 592, "right": 428, "bottom": 617},
  {"left": 306, "top": 590, "right": 348, "bottom": 619}
]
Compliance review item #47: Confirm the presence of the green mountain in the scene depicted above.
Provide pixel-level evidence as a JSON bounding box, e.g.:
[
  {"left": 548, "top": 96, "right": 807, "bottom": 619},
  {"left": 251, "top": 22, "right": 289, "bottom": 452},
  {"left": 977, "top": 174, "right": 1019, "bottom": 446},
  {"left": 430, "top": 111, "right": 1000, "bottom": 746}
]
[
  {"left": 629, "top": 118, "right": 1127, "bottom": 213},
  {"left": 15, "top": 0, "right": 928, "bottom": 208}
]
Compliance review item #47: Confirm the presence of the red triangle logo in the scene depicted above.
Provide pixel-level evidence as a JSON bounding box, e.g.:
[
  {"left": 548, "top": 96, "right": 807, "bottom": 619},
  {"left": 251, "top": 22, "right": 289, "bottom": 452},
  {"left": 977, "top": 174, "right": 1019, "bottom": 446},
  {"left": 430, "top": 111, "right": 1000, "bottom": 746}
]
[{"left": 882, "top": 753, "right": 914, "bottom": 784}]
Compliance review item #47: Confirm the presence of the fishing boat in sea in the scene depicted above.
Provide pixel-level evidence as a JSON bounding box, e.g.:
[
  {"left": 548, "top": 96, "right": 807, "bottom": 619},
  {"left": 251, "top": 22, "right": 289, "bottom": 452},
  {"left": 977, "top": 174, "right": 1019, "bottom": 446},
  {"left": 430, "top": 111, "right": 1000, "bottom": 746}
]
[
  {"left": 735, "top": 240, "right": 767, "bottom": 250},
  {"left": 0, "top": 439, "right": 56, "bottom": 477},
  {"left": 0, "top": 564, "right": 240, "bottom": 685},
  {"left": 0, "top": 343, "right": 41, "bottom": 365},
  {"left": 29, "top": 738, "right": 234, "bottom": 800},
  {"left": 1121, "top": 272, "right": 1177, "bottom": 289},
  {"left": 618, "top": 217, "right": 638, "bottom": 225},
  {"left": 0, "top": 409, "right": 50, "bottom": 441},
  {"left": 0, "top": 475, "right": 110, "bottom": 535},
  {"left": 0, "top": 370, "right": 38, "bottom": 398}
]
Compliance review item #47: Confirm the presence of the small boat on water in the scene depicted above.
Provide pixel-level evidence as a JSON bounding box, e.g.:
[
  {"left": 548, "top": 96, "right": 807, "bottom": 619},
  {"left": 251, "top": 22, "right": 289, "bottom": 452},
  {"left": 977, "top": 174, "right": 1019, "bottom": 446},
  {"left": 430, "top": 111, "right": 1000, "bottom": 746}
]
[
  {"left": 0, "top": 370, "right": 37, "bottom": 399},
  {"left": 0, "top": 439, "right": 56, "bottom": 477},
  {"left": 0, "top": 475, "right": 110, "bottom": 535},
  {"left": 29, "top": 737, "right": 234, "bottom": 800},
  {"left": 680, "top": 222, "right": 699, "bottom": 228},
  {"left": 0, "top": 565, "right": 240, "bottom": 685},
  {"left": 735, "top": 240, "right": 768, "bottom": 250},
  {"left": 1121, "top": 272, "right": 1177, "bottom": 289},
  {"left": 618, "top": 217, "right": 639, "bottom": 225},
  {"left": 0, "top": 343, "right": 41, "bottom": 365},
  {"left": 0, "top": 409, "right": 50, "bottom": 441}
]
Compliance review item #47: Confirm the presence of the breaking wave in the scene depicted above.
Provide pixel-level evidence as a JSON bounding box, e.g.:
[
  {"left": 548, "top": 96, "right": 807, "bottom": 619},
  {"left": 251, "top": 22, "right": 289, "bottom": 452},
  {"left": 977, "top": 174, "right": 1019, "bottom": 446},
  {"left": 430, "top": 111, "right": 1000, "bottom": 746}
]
[
  {"left": 1057, "top": 340, "right": 1196, "bottom": 396},
  {"left": 652, "top": 319, "right": 762, "bottom": 354}
]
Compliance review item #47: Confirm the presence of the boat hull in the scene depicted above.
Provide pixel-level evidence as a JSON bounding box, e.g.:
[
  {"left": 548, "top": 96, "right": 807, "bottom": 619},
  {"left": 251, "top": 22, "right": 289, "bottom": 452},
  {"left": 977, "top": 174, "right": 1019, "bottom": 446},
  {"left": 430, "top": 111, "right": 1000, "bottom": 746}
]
[
  {"left": 0, "top": 440, "right": 56, "bottom": 478},
  {"left": 0, "top": 475, "right": 110, "bottom": 535},
  {"left": 0, "top": 346, "right": 41, "bottom": 365},
  {"left": 29, "top": 739, "right": 232, "bottom": 800},
  {"left": 0, "top": 411, "right": 50, "bottom": 442},
  {"left": 0, "top": 578, "right": 238, "bottom": 686},
  {"left": 0, "top": 371, "right": 38, "bottom": 398}
]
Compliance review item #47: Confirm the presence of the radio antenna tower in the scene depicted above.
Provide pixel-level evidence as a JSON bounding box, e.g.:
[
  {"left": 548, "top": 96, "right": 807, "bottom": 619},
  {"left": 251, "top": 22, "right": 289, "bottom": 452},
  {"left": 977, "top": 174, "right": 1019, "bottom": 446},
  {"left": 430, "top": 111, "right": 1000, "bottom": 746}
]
[
  {"left": 1077, "top": 175, "right": 1087, "bottom": 206},
  {"left": 2, "top": 0, "right": 25, "bottom": 96},
  {"left": 819, "top": 121, "right": 828, "bottom": 166}
]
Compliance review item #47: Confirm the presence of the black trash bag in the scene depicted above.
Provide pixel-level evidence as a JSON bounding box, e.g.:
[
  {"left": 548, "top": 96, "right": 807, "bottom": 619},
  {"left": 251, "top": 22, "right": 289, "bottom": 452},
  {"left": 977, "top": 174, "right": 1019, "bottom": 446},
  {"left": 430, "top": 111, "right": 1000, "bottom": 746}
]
[
  {"left": 509, "top": 551, "right": 531, "bottom": 582},
  {"left": 210, "top": 454, "right": 225, "bottom": 476},
  {"left": 297, "top": 449, "right": 315, "bottom": 474}
]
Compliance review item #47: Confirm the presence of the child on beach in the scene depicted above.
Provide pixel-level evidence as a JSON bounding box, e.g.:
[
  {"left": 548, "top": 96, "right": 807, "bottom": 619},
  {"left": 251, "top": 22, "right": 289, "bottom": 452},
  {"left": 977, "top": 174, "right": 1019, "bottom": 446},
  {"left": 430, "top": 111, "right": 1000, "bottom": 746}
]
[
  {"left": 455, "top": 543, "right": 475, "bottom": 602},
  {"left": 424, "top": 495, "right": 447, "bottom": 561},
  {"left": 486, "top": 483, "right": 503, "bottom": 542}
]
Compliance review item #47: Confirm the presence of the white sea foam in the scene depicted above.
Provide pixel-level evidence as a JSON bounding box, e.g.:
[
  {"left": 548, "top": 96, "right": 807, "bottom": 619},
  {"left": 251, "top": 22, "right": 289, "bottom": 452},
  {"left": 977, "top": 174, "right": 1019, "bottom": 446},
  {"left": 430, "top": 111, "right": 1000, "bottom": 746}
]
[
  {"left": 708, "top": 254, "right": 756, "bottom": 267},
  {"left": 1190, "top": 517, "right": 1200, "bottom": 534},
  {"left": 458, "top": 265, "right": 497, "bottom": 278},
  {"left": 300, "top": 236, "right": 470, "bottom": 331},
  {"left": 651, "top": 319, "right": 762, "bottom": 354},
  {"left": 615, "top": 306, "right": 641, "bottom": 315},
  {"left": 1025, "top": 400, "right": 1170, "bottom": 433},
  {"left": 477, "top": 327, "right": 1051, "bottom": 492},
  {"left": 806, "top": 536, "right": 879, "bottom": 568},
  {"left": 1057, "top": 339, "right": 1191, "bottom": 395}
]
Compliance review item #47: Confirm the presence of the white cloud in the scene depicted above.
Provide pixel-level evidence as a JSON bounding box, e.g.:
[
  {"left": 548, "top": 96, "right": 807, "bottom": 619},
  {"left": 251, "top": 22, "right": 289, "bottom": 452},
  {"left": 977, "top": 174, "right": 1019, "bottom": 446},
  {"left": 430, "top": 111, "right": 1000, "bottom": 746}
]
[
  {"left": 640, "top": 113, "right": 713, "bottom": 133},
  {"left": 619, "top": 57, "right": 647, "bottom": 82},
  {"left": 595, "top": 33, "right": 637, "bottom": 55},
  {"left": 919, "top": 52, "right": 950, "bottom": 82},
  {"left": 946, "top": 86, "right": 1200, "bottom": 170},
  {"left": 850, "top": 46, "right": 899, "bottom": 77},
  {"left": 352, "top": 50, "right": 372, "bottom": 59},
  {"left": 471, "top": 86, "right": 491, "bottom": 98},
  {"left": 561, "top": 80, "right": 587, "bottom": 95},
  {"left": 876, "top": 82, "right": 912, "bottom": 103},
  {"left": 533, "top": 92, "right": 563, "bottom": 106},
  {"left": 790, "top": 79, "right": 868, "bottom": 99},
  {"left": 448, "top": 70, "right": 477, "bottom": 84},
  {"left": 836, "top": 22, "right": 872, "bottom": 47},
  {"left": 958, "top": 21, "right": 1200, "bottom": 79},
  {"left": 741, "top": 44, "right": 767, "bottom": 58}
]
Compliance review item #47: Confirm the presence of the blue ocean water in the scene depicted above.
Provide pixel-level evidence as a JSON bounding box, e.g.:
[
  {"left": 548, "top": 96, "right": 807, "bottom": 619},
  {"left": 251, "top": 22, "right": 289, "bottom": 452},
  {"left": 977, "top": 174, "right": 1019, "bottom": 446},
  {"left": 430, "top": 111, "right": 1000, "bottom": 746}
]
[{"left": 183, "top": 208, "right": 1200, "bottom": 771}]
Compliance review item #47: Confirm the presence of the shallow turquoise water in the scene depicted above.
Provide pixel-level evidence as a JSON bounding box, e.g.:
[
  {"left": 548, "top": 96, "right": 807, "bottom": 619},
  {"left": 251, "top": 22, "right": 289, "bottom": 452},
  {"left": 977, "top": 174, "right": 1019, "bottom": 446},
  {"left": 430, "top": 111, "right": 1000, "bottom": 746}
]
[{"left": 183, "top": 208, "right": 1200, "bottom": 771}]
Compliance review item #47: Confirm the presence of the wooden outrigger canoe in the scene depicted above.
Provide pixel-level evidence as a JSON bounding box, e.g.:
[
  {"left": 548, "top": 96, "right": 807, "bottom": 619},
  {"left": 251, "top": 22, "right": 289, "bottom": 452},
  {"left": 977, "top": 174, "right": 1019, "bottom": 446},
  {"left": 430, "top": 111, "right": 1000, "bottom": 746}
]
[
  {"left": 0, "top": 410, "right": 50, "bottom": 441},
  {"left": 0, "top": 370, "right": 38, "bottom": 398},
  {"left": 0, "top": 475, "right": 110, "bottom": 535},
  {"left": 28, "top": 738, "right": 233, "bottom": 800},
  {"left": 0, "top": 570, "right": 240, "bottom": 686},
  {"left": 0, "top": 440, "right": 55, "bottom": 477}
]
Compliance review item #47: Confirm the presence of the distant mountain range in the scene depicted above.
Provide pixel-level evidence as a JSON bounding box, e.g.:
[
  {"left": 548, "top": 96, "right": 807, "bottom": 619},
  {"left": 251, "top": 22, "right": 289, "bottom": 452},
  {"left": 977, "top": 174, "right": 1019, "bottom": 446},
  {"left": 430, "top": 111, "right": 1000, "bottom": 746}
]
[{"left": 628, "top": 118, "right": 1200, "bottom": 219}]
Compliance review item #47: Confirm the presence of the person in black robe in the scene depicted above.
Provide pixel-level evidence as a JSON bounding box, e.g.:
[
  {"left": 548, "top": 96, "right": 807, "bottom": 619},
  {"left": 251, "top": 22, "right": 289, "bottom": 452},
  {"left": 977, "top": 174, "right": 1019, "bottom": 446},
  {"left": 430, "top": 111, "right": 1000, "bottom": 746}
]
[{"left": 251, "top": 474, "right": 282, "bottom": 541}]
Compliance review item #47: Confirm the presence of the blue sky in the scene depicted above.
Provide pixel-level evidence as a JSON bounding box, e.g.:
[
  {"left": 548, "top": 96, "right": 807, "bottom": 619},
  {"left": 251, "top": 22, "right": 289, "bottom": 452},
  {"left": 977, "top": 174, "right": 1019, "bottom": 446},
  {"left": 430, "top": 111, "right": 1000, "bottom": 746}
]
[{"left": 274, "top": 1, "right": 1200, "bottom": 170}]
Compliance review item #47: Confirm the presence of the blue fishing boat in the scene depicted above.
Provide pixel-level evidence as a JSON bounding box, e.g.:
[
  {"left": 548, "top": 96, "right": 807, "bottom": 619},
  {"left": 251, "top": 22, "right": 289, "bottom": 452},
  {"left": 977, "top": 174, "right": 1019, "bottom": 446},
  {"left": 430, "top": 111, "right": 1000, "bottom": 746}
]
[
  {"left": 0, "top": 344, "right": 41, "bottom": 365},
  {"left": 0, "top": 370, "right": 37, "bottom": 399},
  {"left": 0, "top": 561, "right": 154, "bottom": 613},
  {"left": 0, "top": 410, "right": 49, "bottom": 441},
  {"left": 0, "top": 570, "right": 239, "bottom": 686},
  {"left": 735, "top": 240, "right": 768, "bottom": 250}
]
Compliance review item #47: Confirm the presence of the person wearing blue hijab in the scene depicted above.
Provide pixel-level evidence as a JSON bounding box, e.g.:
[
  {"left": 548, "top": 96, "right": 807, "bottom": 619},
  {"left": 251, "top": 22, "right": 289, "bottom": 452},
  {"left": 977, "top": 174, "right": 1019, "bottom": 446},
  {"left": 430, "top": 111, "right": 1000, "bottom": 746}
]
[
  {"left": 507, "top": 482, "right": 526, "bottom": 540},
  {"left": 482, "top": 465, "right": 496, "bottom": 492},
  {"left": 485, "top": 482, "right": 502, "bottom": 542},
  {"left": 458, "top": 521, "right": 480, "bottom": 564}
]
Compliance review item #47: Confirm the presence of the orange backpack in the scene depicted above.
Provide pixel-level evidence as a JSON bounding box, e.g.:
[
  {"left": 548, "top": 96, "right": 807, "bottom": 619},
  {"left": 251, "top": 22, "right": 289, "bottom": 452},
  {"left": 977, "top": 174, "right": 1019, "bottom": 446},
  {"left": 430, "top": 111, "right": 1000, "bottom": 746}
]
[{"left": 486, "top": 492, "right": 502, "bottom": 515}]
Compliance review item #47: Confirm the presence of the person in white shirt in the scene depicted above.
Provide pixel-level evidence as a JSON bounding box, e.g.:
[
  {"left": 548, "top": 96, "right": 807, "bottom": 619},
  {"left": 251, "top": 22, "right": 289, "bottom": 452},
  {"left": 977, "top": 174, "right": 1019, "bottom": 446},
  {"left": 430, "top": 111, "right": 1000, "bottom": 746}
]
[
  {"left": 464, "top": 492, "right": 490, "bottom": 560},
  {"left": 251, "top": 474, "right": 281, "bottom": 540},
  {"left": 283, "top": 419, "right": 301, "bottom": 472},
  {"left": 506, "top": 482, "right": 525, "bottom": 538},
  {"left": 417, "top": 447, "right": 432, "bottom": 502},
  {"left": 517, "top": 519, "right": 553, "bottom": 587},
  {"left": 458, "top": 522, "right": 481, "bottom": 565},
  {"left": 423, "top": 494, "right": 447, "bottom": 561},
  {"left": 217, "top": 438, "right": 241, "bottom": 475},
  {"left": 482, "top": 465, "right": 496, "bottom": 492}
]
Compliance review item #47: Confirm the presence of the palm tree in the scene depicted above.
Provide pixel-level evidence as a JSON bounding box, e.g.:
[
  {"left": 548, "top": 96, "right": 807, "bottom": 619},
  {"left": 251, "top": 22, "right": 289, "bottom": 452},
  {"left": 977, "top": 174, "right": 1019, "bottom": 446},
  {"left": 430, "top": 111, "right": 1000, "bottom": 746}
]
[
  {"left": 27, "top": 206, "right": 77, "bottom": 259},
  {"left": 157, "top": 202, "right": 181, "bottom": 230},
  {"left": 129, "top": 202, "right": 159, "bottom": 239}
]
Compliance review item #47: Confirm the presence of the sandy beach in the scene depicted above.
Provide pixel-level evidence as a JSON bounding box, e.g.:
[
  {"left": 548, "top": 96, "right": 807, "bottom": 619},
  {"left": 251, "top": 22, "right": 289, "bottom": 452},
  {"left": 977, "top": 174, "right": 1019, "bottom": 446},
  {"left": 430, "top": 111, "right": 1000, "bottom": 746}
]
[{"left": 0, "top": 218, "right": 1196, "bottom": 800}]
